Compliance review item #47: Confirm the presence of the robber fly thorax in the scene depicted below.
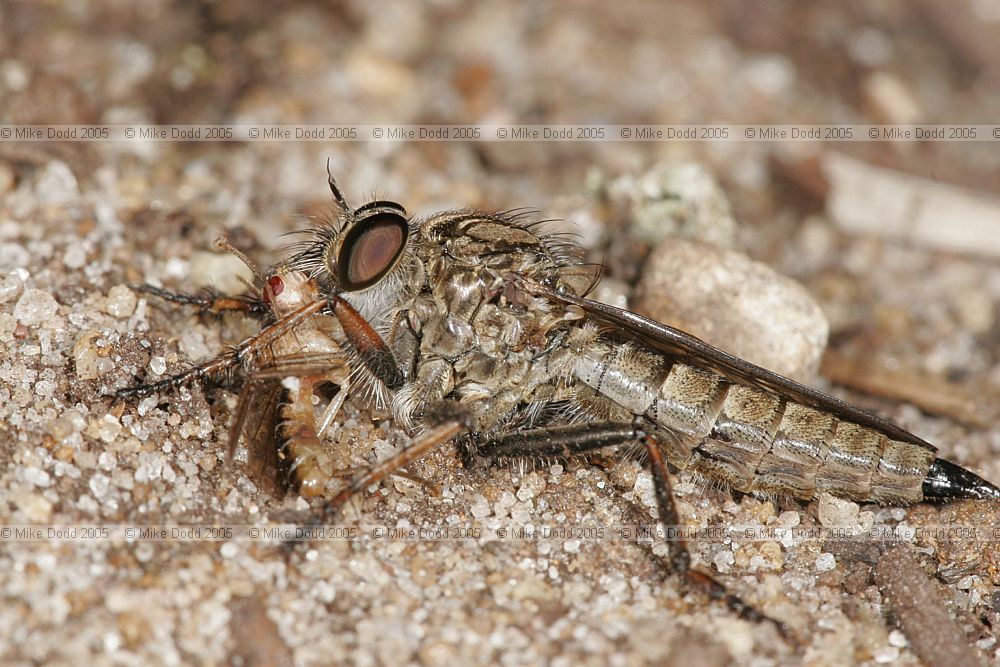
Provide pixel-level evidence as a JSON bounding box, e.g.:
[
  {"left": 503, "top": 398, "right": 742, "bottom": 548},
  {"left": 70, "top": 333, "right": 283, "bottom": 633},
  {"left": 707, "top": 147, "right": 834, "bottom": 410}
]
[{"left": 119, "top": 166, "right": 1000, "bottom": 635}]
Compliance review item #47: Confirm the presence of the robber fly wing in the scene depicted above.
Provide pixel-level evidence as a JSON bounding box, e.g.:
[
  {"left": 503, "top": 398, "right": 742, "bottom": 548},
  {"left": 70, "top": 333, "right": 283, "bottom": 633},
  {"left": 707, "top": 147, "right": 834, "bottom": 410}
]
[
  {"left": 535, "top": 283, "right": 936, "bottom": 452},
  {"left": 229, "top": 378, "right": 288, "bottom": 497}
]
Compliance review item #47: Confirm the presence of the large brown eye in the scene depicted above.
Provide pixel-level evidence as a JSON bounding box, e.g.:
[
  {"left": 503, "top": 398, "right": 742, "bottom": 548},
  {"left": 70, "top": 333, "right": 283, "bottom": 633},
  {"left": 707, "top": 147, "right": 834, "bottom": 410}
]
[{"left": 337, "top": 211, "right": 408, "bottom": 290}]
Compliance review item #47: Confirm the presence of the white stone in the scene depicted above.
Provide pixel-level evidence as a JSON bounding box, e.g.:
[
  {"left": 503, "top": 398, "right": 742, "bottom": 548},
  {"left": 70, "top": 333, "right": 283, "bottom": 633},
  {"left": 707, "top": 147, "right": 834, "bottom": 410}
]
[
  {"left": 105, "top": 285, "right": 137, "bottom": 318},
  {"left": 815, "top": 552, "right": 837, "bottom": 572},
  {"left": 13, "top": 289, "right": 59, "bottom": 326}
]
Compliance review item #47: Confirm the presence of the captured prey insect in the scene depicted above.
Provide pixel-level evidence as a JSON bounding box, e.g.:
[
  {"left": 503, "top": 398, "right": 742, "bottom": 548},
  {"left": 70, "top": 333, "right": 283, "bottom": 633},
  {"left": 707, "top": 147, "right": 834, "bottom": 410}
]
[{"left": 117, "top": 167, "right": 1000, "bottom": 633}]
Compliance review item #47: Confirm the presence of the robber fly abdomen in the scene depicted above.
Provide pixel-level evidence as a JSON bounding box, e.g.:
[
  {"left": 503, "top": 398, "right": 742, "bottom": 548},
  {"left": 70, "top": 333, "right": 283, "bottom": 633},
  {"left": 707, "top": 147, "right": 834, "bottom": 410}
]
[
  {"left": 571, "top": 338, "right": 934, "bottom": 503},
  {"left": 540, "top": 285, "right": 999, "bottom": 504}
]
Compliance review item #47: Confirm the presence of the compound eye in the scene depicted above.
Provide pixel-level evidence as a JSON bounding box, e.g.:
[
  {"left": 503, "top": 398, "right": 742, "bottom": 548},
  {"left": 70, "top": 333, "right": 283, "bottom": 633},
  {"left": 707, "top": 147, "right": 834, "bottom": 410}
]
[{"left": 337, "top": 213, "right": 408, "bottom": 290}]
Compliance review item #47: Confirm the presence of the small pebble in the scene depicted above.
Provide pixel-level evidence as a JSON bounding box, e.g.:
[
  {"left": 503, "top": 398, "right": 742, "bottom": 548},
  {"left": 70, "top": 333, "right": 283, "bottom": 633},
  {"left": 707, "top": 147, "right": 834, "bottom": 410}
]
[
  {"left": 89, "top": 474, "right": 111, "bottom": 499},
  {"left": 777, "top": 511, "right": 800, "bottom": 528},
  {"left": 713, "top": 549, "right": 735, "bottom": 573},
  {"left": 470, "top": 495, "right": 491, "bottom": 518},
  {"left": 873, "top": 646, "right": 900, "bottom": 664},
  {"left": 35, "top": 161, "right": 80, "bottom": 205},
  {"left": 62, "top": 245, "right": 88, "bottom": 269},
  {"left": 149, "top": 356, "right": 167, "bottom": 376},
  {"left": 610, "top": 162, "right": 739, "bottom": 248},
  {"left": 74, "top": 331, "right": 104, "bottom": 380},
  {"left": 98, "top": 452, "right": 117, "bottom": 471},
  {"left": 0, "top": 272, "right": 25, "bottom": 303},
  {"left": 817, "top": 493, "right": 861, "bottom": 529},
  {"left": 0, "top": 243, "right": 30, "bottom": 271},
  {"left": 815, "top": 552, "right": 837, "bottom": 572},
  {"left": 189, "top": 251, "right": 255, "bottom": 294},
  {"left": 23, "top": 467, "right": 51, "bottom": 488},
  {"left": 96, "top": 416, "right": 122, "bottom": 444},
  {"left": 13, "top": 289, "right": 59, "bottom": 326},
  {"left": 11, "top": 489, "right": 53, "bottom": 522},
  {"left": 105, "top": 285, "right": 137, "bottom": 318}
]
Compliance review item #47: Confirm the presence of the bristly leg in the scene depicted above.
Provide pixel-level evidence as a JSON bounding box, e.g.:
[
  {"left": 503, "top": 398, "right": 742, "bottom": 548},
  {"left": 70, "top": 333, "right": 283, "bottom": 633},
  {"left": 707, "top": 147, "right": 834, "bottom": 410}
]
[
  {"left": 462, "top": 419, "right": 791, "bottom": 638},
  {"left": 116, "top": 299, "right": 329, "bottom": 399},
  {"left": 133, "top": 283, "right": 270, "bottom": 319},
  {"left": 115, "top": 351, "right": 239, "bottom": 399},
  {"left": 463, "top": 421, "right": 642, "bottom": 466},
  {"left": 643, "top": 435, "right": 792, "bottom": 640}
]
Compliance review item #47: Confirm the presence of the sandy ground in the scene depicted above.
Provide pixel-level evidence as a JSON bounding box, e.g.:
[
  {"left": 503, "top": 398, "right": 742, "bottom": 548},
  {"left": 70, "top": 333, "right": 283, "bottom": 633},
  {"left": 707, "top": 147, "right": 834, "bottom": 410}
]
[{"left": 2, "top": 2, "right": 1000, "bottom": 666}]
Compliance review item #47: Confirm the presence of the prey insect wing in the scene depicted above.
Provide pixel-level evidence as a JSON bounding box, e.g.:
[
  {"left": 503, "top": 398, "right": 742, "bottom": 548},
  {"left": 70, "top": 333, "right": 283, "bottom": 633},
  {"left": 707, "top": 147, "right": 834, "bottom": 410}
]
[
  {"left": 227, "top": 351, "right": 351, "bottom": 493},
  {"left": 245, "top": 351, "right": 350, "bottom": 381},
  {"left": 230, "top": 378, "right": 287, "bottom": 497}
]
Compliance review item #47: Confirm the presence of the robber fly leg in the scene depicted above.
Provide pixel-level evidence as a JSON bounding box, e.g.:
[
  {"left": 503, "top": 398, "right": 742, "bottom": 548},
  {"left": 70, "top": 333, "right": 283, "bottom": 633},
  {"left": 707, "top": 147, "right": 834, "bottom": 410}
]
[
  {"left": 328, "top": 420, "right": 466, "bottom": 512},
  {"left": 134, "top": 284, "right": 268, "bottom": 319},
  {"left": 464, "top": 421, "right": 791, "bottom": 638},
  {"left": 643, "top": 435, "right": 792, "bottom": 640},
  {"left": 462, "top": 421, "right": 642, "bottom": 467}
]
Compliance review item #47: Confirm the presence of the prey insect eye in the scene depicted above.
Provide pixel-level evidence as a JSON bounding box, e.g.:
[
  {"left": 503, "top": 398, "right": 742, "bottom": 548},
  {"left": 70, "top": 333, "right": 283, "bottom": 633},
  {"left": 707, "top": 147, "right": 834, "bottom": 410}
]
[
  {"left": 267, "top": 275, "right": 285, "bottom": 296},
  {"left": 336, "top": 207, "right": 409, "bottom": 291},
  {"left": 263, "top": 275, "right": 284, "bottom": 304}
]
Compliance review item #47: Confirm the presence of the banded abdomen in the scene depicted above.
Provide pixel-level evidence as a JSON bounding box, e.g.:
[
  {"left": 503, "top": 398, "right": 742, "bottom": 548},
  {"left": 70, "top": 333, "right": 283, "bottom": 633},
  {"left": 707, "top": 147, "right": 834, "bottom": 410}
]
[{"left": 572, "top": 337, "right": 937, "bottom": 504}]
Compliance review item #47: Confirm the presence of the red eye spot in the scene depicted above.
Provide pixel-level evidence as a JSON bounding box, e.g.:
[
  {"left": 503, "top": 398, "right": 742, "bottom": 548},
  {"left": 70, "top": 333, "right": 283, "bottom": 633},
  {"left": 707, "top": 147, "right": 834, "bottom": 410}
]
[{"left": 264, "top": 275, "right": 284, "bottom": 303}]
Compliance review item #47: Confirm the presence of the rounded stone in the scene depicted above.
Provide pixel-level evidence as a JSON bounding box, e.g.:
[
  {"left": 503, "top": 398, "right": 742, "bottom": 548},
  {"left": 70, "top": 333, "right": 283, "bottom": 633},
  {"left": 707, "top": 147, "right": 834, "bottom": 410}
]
[
  {"left": 13, "top": 288, "right": 59, "bottom": 326},
  {"left": 633, "top": 239, "right": 828, "bottom": 382},
  {"left": 105, "top": 284, "right": 137, "bottom": 318}
]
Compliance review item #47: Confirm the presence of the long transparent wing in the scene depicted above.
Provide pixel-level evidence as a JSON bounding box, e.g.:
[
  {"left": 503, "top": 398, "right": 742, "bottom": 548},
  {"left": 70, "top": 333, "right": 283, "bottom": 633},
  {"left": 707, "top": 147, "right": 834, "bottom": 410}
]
[{"left": 533, "top": 282, "right": 936, "bottom": 452}]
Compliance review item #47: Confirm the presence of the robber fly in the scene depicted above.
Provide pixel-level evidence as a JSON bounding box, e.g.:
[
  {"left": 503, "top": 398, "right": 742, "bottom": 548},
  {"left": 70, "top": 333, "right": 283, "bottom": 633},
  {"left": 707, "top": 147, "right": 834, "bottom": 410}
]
[{"left": 118, "top": 166, "right": 1000, "bottom": 633}]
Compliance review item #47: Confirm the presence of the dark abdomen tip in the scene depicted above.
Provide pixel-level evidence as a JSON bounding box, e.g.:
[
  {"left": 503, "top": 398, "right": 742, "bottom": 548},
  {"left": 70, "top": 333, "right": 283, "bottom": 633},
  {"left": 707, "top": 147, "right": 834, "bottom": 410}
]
[{"left": 923, "top": 458, "right": 1000, "bottom": 501}]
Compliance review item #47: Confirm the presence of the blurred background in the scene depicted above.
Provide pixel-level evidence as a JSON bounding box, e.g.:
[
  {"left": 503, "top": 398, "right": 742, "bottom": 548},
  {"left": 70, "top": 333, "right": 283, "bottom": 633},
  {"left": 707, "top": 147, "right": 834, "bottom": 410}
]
[
  {"left": 4, "top": 2, "right": 1000, "bottom": 665},
  {"left": 5, "top": 0, "right": 1000, "bottom": 206}
]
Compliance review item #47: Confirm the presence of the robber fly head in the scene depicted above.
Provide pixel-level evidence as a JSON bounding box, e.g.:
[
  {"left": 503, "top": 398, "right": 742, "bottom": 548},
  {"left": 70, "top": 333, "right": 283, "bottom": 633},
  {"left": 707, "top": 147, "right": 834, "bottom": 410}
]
[{"left": 284, "top": 163, "right": 414, "bottom": 304}]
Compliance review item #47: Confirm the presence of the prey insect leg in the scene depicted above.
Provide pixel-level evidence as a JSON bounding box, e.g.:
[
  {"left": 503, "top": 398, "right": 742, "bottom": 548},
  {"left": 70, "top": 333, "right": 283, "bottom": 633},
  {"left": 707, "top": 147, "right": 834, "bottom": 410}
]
[
  {"left": 115, "top": 352, "right": 236, "bottom": 399},
  {"left": 134, "top": 284, "right": 269, "bottom": 319},
  {"left": 643, "top": 436, "right": 791, "bottom": 639},
  {"left": 116, "top": 299, "right": 328, "bottom": 399},
  {"left": 316, "top": 381, "right": 350, "bottom": 438}
]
